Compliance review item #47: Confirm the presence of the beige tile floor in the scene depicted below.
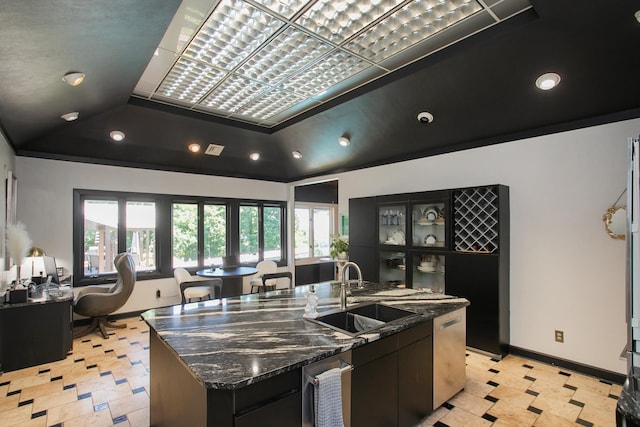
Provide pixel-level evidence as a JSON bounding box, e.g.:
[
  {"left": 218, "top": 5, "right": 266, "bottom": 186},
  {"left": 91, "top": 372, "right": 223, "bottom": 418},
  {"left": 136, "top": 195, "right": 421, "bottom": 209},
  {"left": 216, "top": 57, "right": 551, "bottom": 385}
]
[
  {"left": 0, "top": 316, "right": 622, "bottom": 426},
  {"left": 420, "top": 351, "right": 622, "bottom": 427}
]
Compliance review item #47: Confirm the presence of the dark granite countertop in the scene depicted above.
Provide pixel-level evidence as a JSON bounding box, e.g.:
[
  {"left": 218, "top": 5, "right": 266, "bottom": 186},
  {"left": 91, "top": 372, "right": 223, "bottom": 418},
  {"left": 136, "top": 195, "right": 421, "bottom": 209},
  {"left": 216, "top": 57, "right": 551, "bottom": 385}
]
[
  {"left": 617, "top": 367, "right": 640, "bottom": 425},
  {"left": 141, "top": 281, "right": 469, "bottom": 390}
]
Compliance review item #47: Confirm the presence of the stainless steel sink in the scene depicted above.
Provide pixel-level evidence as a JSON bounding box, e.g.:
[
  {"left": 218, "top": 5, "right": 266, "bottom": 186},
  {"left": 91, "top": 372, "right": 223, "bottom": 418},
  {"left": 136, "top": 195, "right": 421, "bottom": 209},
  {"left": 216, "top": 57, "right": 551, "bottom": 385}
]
[{"left": 307, "top": 302, "right": 417, "bottom": 336}]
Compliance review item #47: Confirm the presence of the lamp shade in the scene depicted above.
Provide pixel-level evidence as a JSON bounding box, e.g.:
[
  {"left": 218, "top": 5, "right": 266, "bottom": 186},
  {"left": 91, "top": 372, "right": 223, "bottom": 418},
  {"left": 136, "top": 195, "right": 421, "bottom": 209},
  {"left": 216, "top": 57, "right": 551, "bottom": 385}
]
[{"left": 28, "top": 247, "right": 46, "bottom": 257}]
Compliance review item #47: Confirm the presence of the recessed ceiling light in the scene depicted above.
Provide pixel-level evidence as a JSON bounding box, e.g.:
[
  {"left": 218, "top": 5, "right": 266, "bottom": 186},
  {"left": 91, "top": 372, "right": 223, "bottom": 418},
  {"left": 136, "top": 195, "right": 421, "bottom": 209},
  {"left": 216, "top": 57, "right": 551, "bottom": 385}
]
[
  {"left": 249, "top": 152, "right": 260, "bottom": 161},
  {"left": 338, "top": 137, "right": 350, "bottom": 147},
  {"left": 635, "top": 10, "right": 640, "bottom": 23},
  {"left": 188, "top": 143, "right": 201, "bottom": 153},
  {"left": 110, "top": 130, "right": 125, "bottom": 142},
  {"left": 292, "top": 150, "right": 302, "bottom": 159},
  {"left": 60, "top": 112, "right": 79, "bottom": 121},
  {"left": 535, "top": 72, "right": 561, "bottom": 90},
  {"left": 417, "top": 112, "right": 434, "bottom": 124},
  {"left": 62, "top": 72, "right": 85, "bottom": 87}
]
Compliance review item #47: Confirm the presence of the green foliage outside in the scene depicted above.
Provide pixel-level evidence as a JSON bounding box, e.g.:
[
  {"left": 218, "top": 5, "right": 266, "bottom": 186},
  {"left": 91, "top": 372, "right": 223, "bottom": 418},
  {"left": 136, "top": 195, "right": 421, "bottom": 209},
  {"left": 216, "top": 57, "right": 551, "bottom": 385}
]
[{"left": 174, "top": 204, "right": 282, "bottom": 262}]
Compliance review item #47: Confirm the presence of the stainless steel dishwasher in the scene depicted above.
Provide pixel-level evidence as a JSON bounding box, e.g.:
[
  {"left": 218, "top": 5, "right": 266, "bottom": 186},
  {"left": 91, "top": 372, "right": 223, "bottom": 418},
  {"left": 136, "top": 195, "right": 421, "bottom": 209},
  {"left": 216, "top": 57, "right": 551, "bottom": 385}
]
[
  {"left": 433, "top": 307, "right": 466, "bottom": 408},
  {"left": 302, "top": 351, "right": 353, "bottom": 427}
]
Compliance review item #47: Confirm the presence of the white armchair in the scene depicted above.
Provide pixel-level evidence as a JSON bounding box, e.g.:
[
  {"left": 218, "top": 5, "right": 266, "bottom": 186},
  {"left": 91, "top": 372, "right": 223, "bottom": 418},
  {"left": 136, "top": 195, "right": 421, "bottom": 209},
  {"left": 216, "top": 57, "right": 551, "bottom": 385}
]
[
  {"left": 246, "top": 260, "right": 278, "bottom": 294},
  {"left": 174, "top": 268, "right": 222, "bottom": 303}
]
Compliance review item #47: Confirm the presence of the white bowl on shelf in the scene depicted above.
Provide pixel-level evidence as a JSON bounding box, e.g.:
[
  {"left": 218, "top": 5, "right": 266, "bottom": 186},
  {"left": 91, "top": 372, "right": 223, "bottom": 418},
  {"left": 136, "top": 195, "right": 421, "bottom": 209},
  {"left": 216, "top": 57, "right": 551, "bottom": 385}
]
[{"left": 417, "top": 266, "right": 436, "bottom": 272}]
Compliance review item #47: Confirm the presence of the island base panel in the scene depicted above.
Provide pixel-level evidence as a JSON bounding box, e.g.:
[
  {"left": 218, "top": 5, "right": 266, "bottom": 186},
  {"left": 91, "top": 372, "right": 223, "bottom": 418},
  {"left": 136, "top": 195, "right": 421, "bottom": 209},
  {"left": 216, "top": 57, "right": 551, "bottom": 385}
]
[{"left": 150, "top": 330, "right": 211, "bottom": 427}]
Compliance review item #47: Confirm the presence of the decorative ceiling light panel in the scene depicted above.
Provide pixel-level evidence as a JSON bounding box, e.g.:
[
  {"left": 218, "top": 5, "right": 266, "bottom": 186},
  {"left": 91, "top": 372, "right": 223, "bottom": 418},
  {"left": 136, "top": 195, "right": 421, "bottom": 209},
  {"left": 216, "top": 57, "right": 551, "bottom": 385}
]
[
  {"left": 134, "top": 0, "right": 533, "bottom": 126},
  {"left": 156, "top": 57, "right": 226, "bottom": 103},
  {"left": 295, "top": 0, "right": 405, "bottom": 43},
  {"left": 200, "top": 74, "right": 267, "bottom": 113},
  {"left": 283, "top": 49, "right": 369, "bottom": 97},
  {"left": 345, "top": 0, "right": 483, "bottom": 62},
  {"left": 236, "top": 26, "right": 332, "bottom": 84}
]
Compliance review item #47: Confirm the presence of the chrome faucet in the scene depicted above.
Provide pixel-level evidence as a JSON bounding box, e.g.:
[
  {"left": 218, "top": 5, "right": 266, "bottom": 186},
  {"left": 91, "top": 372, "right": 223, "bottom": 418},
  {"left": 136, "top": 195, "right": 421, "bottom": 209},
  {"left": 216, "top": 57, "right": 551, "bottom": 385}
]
[{"left": 339, "top": 261, "right": 363, "bottom": 309}]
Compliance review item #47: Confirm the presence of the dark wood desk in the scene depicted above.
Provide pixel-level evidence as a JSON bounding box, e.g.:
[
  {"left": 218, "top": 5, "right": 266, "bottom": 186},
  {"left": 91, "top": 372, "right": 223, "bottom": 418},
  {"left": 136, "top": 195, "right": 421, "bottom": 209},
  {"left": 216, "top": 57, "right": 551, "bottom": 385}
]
[
  {"left": 0, "top": 289, "right": 74, "bottom": 372},
  {"left": 196, "top": 267, "right": 258, "bottom": 297}
]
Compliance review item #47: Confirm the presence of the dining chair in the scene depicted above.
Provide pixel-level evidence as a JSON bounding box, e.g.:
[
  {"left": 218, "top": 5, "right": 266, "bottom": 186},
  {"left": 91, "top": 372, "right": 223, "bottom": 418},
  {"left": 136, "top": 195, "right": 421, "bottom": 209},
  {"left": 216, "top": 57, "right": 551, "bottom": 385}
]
[
  {"left": 174, "top": 267, "right": 222, "bottom": 303},
  {"left": 247, "top": 260, "right": 278, "bottom": 294}
]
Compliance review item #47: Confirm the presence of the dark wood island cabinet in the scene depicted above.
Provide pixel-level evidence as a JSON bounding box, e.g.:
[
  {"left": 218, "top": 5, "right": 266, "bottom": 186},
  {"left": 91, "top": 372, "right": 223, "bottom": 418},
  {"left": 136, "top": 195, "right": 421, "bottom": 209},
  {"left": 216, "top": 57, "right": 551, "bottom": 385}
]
[
  {"left": 351, "top": 320, "right": 433, "bottom": 427},
  {"left": 143, "top": 282, "right": 467, "bottom": 427}
]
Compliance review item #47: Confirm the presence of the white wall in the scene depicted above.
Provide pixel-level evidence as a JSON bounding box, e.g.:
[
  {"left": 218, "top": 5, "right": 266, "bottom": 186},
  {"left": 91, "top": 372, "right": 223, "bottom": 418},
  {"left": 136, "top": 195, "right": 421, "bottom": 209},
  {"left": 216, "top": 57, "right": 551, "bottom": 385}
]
[
  {"left": 300, "top": 118, "right": 637, "bottom": 374},
  {"left": 15, "top": 159, "right": 289, "bottom": 313}
]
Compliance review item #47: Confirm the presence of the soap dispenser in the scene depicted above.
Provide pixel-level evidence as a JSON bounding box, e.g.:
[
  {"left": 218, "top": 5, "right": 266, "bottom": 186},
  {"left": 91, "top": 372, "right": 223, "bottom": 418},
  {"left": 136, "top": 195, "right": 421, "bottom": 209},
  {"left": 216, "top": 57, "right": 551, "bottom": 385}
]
[{"left": 303, "top": 285, "right": 319, "bottom": 319}]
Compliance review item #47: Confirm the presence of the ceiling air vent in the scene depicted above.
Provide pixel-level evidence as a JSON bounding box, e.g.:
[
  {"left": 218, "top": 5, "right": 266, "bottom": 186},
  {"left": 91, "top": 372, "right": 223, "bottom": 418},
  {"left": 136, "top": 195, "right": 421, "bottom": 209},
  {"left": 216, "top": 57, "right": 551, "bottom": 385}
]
[{"left": 204, "top": 144, "right": 224, "bottom": 156}]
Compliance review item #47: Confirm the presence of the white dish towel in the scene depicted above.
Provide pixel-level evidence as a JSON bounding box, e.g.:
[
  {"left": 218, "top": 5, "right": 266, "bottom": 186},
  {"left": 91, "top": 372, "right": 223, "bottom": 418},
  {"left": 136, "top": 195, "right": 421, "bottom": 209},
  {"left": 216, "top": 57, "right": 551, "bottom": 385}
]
[{"left": 314, "top": 367, "right": 344, "bottom": 427}]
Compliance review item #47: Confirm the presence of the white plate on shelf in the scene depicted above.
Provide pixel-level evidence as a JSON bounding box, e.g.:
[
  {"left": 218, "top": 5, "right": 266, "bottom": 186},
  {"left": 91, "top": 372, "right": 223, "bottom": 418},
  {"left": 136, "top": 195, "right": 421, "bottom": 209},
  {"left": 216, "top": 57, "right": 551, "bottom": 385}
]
[
  {"left": 392, "top": 230, "right": 405, "bottom": 245},
  {"left": 423, "top": 234, "right": 437, "bottom": 245},
  {"left": 424, "top": 208, "right": 438, "bottom": 221},
  {"left": 418, "top": 266, "right": 436, "bottom": 272}
]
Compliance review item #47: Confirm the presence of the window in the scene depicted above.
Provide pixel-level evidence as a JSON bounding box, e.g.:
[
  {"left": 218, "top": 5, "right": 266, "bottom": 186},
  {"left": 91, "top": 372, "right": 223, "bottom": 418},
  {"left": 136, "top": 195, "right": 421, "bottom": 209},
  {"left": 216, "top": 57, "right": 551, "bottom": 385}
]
[
  {"left": 239, "top": 205, "right": 258, "bottom": 263},
  {"left": 172, "top": 203, "right": 228, "bottom": 268},
  {"left": 239, "top": 204, "right": 284, "bottom": 263},
  {"left": 74, "top": 190, "right": 286, "bottom": 285},
  {"left": 126, "top": 201, "right": 156, "bottom": 272},
  {"left": 294, "top": 207, "right": 310, "bottom": 259},
  {"left": 84, "top": 199, "right": 118, "bottom": 275},
  {"left": 294, "top": 203, "right": 337, "bottom": 261},
  {"left": 263, "top": 206, "right": 282, "bottom": 261},
  {"left": 80, "top": 196, "right": 157, "bottom": 278},
  {"left": 172, "top": 203, "right": 198, "bottom": 268},
  {"left": 204, "top": 204, "right": 227, "bottom": 266}
]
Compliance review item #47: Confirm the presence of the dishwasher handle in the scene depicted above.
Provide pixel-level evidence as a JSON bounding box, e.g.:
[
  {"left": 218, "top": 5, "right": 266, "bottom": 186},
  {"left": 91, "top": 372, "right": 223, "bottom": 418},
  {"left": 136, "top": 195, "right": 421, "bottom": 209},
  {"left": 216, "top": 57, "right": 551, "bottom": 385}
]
[
  {"left": 439, "top": 316, "right": 462, "bottom": 330},
  {"left": 308, "top": 360, "right": 353, "bottom": 385}
]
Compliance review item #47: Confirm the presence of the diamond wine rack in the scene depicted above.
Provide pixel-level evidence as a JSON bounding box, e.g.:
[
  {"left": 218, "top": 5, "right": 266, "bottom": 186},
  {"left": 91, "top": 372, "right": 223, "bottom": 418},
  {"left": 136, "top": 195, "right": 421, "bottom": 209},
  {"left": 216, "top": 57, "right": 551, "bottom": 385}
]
[{"left": 453, "top": 187, "right": 499, "bottom": 253}]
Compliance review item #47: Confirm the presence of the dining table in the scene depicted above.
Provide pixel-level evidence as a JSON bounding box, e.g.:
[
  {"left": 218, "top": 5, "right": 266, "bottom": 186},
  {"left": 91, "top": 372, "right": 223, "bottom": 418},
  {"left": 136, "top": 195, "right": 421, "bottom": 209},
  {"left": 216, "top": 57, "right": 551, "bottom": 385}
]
[{"left": 196, "top": 266, "right": 258, "bottom": 297}]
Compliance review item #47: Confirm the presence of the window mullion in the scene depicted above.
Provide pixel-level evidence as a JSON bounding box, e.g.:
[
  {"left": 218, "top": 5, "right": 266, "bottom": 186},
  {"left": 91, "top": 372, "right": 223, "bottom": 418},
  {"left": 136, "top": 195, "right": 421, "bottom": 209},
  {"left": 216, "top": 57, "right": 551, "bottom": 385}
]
[
  {"left": 258, "top": 204, "right": 264, "bottom": 262},
  {"left": 309, "top": 207, "right": 313, "bottom": 257},
  {"left": 198, "top": 203, "right": 205, "bottom": 267}
]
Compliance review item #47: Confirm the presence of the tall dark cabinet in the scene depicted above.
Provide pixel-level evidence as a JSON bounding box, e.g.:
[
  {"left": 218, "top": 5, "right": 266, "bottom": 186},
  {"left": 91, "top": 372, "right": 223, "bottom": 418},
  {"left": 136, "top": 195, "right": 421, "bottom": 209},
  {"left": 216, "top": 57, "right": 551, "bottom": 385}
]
[
  {"left": 348, "top": 196, "right": 378, "bottom": 281},
  {"left": 349, "top": 185, "right": 509, "bottom": 357}
]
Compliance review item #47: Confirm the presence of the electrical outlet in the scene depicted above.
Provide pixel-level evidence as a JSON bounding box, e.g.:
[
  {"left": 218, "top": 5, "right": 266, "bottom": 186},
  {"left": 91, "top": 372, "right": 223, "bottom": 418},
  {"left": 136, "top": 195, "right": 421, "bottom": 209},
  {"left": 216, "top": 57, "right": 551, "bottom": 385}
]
[
  {"left": 156, "top": 289, "right": 161, "bottom": 298},
  {"left": 555, "top": 330, "right": 564, "bottom": 343}
]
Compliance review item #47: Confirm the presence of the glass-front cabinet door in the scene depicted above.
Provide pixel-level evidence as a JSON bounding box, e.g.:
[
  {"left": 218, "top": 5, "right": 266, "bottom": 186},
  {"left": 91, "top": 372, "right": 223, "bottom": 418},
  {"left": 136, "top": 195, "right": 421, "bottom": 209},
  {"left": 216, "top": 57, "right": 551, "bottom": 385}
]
[
  {"left": 411, "top": 202, "right": 446, "bottom": 248},
  {"left": 379, "top": 205, "right": 406, "bottom": 246},
  {"left": 379, "top": 251, "right": 406, "bottom": 287},
  {"left": 412, "top": 253, "right": 445, "bottom": 294}
]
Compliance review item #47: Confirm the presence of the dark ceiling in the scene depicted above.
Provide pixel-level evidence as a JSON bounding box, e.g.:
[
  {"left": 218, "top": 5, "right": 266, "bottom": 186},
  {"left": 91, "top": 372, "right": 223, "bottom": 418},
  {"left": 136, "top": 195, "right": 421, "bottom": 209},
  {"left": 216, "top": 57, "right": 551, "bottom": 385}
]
[{"left": 1, "top": 0, "right": 639, "bottom": 183}]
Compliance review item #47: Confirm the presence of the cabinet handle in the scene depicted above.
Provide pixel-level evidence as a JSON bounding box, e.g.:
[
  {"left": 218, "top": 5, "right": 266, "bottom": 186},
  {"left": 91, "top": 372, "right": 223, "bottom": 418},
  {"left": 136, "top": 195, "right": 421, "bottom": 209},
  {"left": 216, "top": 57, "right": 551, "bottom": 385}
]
[{"left": 440, "top": 317, "right": 462, "bottom": 330}]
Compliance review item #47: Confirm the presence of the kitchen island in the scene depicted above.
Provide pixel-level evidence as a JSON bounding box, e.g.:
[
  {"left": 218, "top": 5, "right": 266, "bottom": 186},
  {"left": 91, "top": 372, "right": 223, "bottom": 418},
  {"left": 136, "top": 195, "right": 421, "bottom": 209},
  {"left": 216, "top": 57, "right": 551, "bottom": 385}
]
[{"left": 142, "top": 281, "right": 468, "bottom": 427}]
